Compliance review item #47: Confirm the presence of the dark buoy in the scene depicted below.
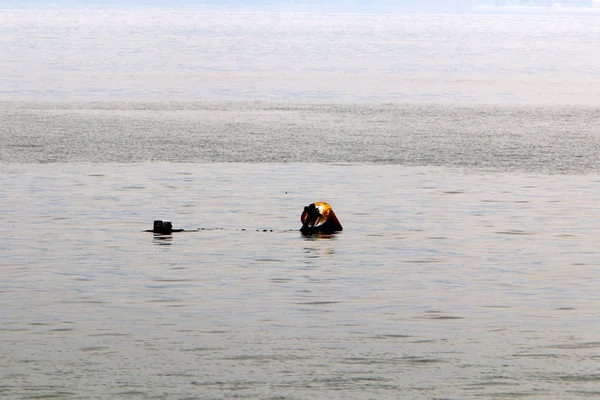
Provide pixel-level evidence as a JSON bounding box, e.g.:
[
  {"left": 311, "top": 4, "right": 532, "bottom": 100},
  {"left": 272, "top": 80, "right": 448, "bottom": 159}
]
[
  {"left": 153, "top": 220, "right": 173, "bottom": 234},
  {"left": 144, "top": 220, "right": 187, "bottom": 234},
  {"left": 300, "top": 202, "right": 343, "bottom": 234}
]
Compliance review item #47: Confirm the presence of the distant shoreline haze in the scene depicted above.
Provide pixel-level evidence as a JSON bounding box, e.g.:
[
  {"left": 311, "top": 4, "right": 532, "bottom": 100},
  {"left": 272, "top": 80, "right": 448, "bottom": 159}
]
[{"left": 1, "top": 0, "right": 599, "bottom": 11}]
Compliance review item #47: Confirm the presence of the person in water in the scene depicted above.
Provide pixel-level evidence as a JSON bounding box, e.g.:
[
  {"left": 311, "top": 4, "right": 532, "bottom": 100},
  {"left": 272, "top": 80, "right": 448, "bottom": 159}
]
[{"left": 300, "top": 202, "right": 343, "bottom": 234}]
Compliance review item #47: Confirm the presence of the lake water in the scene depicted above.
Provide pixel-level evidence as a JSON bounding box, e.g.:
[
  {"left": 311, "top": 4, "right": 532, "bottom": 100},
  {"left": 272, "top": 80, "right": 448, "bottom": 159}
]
[
  {"left": 2, "top": 5, "right": 600, "bottom": 400},
  {"left": 2, "top": 5, "right": 600, "bottom": 104}
]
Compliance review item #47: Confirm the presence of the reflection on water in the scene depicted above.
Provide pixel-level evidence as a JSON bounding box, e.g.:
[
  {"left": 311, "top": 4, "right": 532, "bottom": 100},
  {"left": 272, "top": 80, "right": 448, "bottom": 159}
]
[
  {"left": 2, "top": 162, "right": 600, "bottom": 399},
  {"left": 152, "top": 234, "right": 173, "bottom": 245},
  {"left": 301, "top": 232, "right": 340, "bottom": 241}
]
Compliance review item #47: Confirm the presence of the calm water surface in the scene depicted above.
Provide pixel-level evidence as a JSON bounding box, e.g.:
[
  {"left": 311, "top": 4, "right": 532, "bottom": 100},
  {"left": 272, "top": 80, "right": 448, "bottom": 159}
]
[
  {"left": 2, "top": 162, "right": 600, "bottom": 399},
  {"left": 2, "top": 6, "right": 600, "bottom": 103},
  {"left": 2, "top": 5, "right": 600, "bottom": 400}
]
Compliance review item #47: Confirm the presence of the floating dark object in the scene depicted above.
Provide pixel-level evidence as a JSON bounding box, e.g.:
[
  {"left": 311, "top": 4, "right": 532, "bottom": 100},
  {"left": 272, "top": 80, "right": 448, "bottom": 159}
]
[
  {"left": 145, "top": 220, "right": 186, "bottom": 235},
  {"left": 300, "top": 202, "right": 343, "bottom": 234}
]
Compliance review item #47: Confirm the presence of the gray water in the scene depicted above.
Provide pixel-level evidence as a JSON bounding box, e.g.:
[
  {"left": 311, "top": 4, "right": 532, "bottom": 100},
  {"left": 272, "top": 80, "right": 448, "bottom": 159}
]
[
  {"left": 3, "top": 162, "right": 600, "bottom": 400},
  {"left": 2, "top": 5, "right": 600, "bottom": 400},
  {"left": 2, "top": 6, "right": 600, "bottom": 104},
  {"left": 2, "top": 101, "right": 600, "bottom": 173}
]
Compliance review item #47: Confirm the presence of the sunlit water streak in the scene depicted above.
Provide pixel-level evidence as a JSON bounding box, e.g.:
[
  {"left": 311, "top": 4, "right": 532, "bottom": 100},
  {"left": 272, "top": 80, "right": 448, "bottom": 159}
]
[{"left": 2, "top": 101, "right": 600, "bottom": 173}]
